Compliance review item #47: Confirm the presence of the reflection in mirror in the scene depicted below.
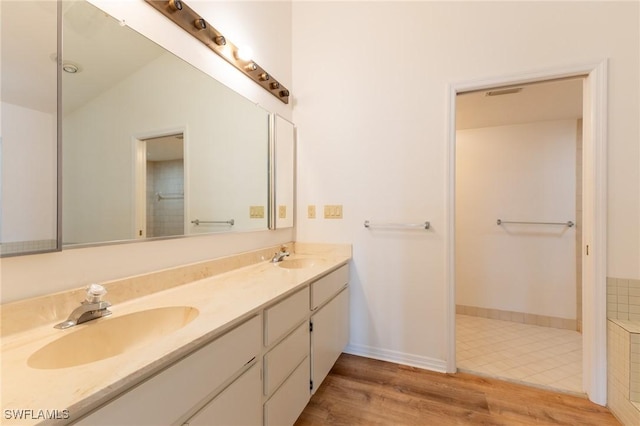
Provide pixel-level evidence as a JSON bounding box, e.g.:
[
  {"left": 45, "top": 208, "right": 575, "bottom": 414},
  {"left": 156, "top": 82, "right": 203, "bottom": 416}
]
[
  {"left": 0, "top": 1, "right": 59, "bottom": 256},
  {"left": 141, "top": 134, "right": 184, "bottom": 238},
  {"left": 272, "top": 115, "right": 295, "bottom": 229},
  {"left": 62, "top": 0, "right": 269, "bottom": 246}
]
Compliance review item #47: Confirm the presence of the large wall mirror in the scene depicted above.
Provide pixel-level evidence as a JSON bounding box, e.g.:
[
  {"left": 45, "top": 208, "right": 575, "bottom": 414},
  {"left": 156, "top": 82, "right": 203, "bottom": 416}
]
[
  {"left": 0, "top": 0, "right": 295, "bottom": 256},
  {"left": 0, "top": 1, "right": 59, "bottom": 256},
  {"left": 62, "top": 0, "right": 271, "bottom": 246}
]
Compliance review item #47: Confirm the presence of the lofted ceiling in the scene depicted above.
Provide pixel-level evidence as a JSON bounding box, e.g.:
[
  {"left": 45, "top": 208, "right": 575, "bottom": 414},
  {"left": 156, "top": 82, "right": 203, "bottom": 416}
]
[
  {"left": 1, "top": 1, "right": 57, "bottom": 113},
  {"left": 1, "top": 1, "right": 165, "bottom": 115},
  {"left": 61, "top": 0, "right": 165, "bottom": 115},
  {"left": 3, "top": 2, "right": 583, "bottom": 134}
]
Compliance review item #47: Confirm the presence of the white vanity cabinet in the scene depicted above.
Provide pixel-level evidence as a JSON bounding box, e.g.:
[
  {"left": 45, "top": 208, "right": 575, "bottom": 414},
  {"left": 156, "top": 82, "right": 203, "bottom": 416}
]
[
  {"left": 72, "top": 262, "right": 350, "bottom": 426},
  {"left": 183, "top": 363, "right": 262, "bottom": 426},
  {"left": 262, "top": 287, "right": 311, "bottom": 426},
  {"left": 309, "top": 265, "right": 349, "bottom": 393},
  {"left": 74, "top": 315, "right": 261, "bottom": 426}
]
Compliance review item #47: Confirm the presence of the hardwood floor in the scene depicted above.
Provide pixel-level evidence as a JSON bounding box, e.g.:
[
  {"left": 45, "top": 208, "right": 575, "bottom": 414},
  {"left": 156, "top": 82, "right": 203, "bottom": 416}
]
[{"left": 295, "top": 354, "right": 620, "bottom": 425}]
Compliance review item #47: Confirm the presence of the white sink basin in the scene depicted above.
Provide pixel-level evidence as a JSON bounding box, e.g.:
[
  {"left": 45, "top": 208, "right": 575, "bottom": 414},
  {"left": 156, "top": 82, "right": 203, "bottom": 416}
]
[
  {"left": 277, "top": 258, "right": 319, "bottom": 269},
  {"left": 28, "top": 306, "right": 199, "bottom": 369}
]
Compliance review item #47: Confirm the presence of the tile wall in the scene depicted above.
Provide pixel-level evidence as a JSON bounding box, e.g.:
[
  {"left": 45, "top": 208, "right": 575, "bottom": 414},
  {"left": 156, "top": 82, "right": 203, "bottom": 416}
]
[
  {"left": 456, "top": 305, "right": 577, "bottom": 331},
  {"left": 147, "top": 160, "right": 184, "bottom": 238},
  {"left": 0, "top": 239, "right": 57, "bottom": 255},
  {"left": 607, "top": 278, "right": 640, "bottom": 321},
  {"left": 608, "top": 320, "right": 640, "bottom": 425},
  {"left": 607, "top": 277, "right": 640, "bottom": 425}
]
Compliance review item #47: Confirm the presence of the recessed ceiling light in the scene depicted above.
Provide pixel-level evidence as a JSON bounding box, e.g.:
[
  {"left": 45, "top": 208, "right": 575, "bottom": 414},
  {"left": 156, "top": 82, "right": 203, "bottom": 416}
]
[{"left": 62, "top": 62, "right": 80, "bottom": 74}]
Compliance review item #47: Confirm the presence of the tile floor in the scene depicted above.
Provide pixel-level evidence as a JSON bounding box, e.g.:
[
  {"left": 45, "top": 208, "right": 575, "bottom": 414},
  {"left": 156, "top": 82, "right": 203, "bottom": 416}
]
[{"left": 456, "top": 314, "right": 583, "bottom": 394}]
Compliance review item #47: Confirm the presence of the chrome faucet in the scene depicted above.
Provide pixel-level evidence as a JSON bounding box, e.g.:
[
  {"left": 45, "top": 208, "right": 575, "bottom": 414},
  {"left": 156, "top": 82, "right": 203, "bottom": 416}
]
[
  {"left": 54, "top": 284, "right": 112, "bottom": 329},
  {"left": 271, "top": 246, "right": 290, "bottom": 263}
]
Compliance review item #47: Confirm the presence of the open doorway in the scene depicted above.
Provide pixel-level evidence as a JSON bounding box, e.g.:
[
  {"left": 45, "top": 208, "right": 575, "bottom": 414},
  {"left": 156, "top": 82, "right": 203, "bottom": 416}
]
[
  {"left": 134, "top": 133, "right": 185, "bottom": 239},
  {"left": 454, "top": 78, "right": 584, "bottom": 394},
  {"left": 446, "top": 61, "right": 609, "bottom": 406}
]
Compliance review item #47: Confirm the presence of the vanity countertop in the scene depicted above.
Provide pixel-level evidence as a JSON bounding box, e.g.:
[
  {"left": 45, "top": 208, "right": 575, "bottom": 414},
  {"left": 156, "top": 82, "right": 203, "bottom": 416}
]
[{"left": 0, "top": 244, "right": 350, "bottom": 425}]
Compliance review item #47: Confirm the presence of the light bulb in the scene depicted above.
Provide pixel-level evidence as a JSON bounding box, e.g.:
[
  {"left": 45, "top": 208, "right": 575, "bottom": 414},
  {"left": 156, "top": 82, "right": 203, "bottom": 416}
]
[{"left": 236, "top": 46, "right": 254, "bottom": 61}]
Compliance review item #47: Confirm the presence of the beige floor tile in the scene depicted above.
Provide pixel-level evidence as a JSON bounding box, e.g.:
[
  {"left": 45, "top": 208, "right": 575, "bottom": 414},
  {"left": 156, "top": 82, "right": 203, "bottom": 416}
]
[{"left": 456, "top": 314, "right": 583, "bottom": 394}]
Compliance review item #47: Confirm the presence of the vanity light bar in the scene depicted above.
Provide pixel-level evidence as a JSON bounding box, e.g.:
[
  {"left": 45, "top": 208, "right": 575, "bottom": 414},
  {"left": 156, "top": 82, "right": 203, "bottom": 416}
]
[{"left": 145, "top": 0, "right": 290, "bottom": 104}]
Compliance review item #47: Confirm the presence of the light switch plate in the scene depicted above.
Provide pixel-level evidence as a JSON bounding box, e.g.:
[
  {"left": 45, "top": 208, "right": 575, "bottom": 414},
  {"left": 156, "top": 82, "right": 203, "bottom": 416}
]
[
  {"left": 324, "top": 205, "right": 343, "bottom": 219},
  {"left": 308, "top": 205, "right": 316, "bottom": 219},
  {"left": 279, "top": 205, "right": 287, "bottom": 219},
  {"left": 249, "top": 206, "right": 265, "bottom": 218}
]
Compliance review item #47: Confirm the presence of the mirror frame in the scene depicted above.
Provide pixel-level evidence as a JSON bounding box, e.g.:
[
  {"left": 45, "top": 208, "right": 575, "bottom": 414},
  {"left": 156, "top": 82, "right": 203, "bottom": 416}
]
[{"left": 269, "top": 113, "right": 296, "bottom": 230}]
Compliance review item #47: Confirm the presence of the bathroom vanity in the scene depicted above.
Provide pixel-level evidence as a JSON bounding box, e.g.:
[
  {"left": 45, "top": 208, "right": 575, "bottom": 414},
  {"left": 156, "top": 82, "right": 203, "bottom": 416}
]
[{"left": 0, "top": 244, "right": 351, "bottom": 425}]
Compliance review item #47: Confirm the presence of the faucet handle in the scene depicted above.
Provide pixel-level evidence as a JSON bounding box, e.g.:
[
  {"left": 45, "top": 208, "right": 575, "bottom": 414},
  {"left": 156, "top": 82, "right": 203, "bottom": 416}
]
[{"left": 85, "top": 283, "right": 107, "bottom": 303}]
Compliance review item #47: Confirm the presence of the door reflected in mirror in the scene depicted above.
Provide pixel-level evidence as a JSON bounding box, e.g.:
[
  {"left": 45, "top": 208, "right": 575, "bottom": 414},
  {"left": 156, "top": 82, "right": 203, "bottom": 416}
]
[
  {"left": 62, "top": 0, "right": 269, "bottom": 246},
  {"left": 139, "top": 134, "right": 185, "bottom": 239}
]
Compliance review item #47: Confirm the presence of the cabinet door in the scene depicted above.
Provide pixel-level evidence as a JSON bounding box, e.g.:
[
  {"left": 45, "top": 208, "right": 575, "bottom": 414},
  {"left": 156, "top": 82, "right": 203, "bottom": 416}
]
[
  {"left": 263, "top": 356, "right": 310, "bottom": 426},
  {"left": 311, "top": 287, "right": 349, "bottom": 393},
  {"left": 185, "top": 363, "right": 261, "bottom": 426}
]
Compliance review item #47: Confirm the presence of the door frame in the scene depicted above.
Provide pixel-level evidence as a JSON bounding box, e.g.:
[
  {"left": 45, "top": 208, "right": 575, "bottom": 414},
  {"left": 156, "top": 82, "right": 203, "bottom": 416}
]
[
  {"left": 445, "top": 60, "right": 608, "bottom": 405},
  {"left": 132, "top": 127, "right": 187, "bottom": 240}
]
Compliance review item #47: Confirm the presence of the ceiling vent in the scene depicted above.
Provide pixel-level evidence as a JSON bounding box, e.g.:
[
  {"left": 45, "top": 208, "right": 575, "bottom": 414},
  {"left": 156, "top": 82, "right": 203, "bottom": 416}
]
[{"left": 485, "top": 87, "right": 523, "bottom": 97}]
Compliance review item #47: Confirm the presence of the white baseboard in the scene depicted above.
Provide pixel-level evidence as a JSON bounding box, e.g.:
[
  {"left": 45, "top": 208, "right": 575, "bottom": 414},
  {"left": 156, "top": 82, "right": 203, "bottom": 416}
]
[{"left": 344, "top": 343, "right": 448, "bottom": 373}]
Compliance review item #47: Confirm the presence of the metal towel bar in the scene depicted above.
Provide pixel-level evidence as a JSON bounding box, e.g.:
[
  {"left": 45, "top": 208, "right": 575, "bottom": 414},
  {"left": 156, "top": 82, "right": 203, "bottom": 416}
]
[
  {"left": 497, "top": 219, "right": 574, "bottom": 227},
  {"left": 364, "top": 220, "right": 430, "bottom": 230},
  {"left": 191, "top": 219, "right": 235, "bottom": 226},
  {"left": 156, "top": 192, "right": 184, "bottom": 201}
]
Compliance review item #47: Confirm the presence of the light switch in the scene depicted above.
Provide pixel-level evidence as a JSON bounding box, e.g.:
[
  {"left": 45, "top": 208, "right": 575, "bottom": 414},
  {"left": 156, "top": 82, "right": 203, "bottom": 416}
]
[
  {"left": 279, "top": 205, "right": 287, "bottom": 219},
  {"left": 324, "top": 205, "right": 343, "bottom": 219},
  {"left": 249, "top": 206, "right": 265, "bottom": 218},
  {"left": 308, "top": 205, "right": 316, "bottom": 219}
]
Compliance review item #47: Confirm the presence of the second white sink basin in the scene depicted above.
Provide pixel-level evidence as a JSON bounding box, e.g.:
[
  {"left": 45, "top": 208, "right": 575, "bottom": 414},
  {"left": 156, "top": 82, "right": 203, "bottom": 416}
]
[
  {"left": 277, "top": 258, "right": 319, "bottom": 269},
  {"left": 28, "top": 306, "right": 199, "bottom": 369}
]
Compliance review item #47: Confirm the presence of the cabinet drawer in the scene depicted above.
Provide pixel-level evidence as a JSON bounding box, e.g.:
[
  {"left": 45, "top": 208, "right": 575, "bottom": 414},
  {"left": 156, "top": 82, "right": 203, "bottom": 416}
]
[
  {"left": 264, "top": 356, "right": 310, "bottom": 426},
  {"left": 264, "top": 321, "right": 309, "bottom": 397},
  {"left": 264, "top": 286, "right": 309, "bottom": 347},
  {"left": 185, "top": 363, "right": 261, "bottom": 426},
  {"left": 76, "top": 315, "right": 261, "bottom": 425},
  {"left": 310, "top": 264, "right": 349, "bottom": 310}
]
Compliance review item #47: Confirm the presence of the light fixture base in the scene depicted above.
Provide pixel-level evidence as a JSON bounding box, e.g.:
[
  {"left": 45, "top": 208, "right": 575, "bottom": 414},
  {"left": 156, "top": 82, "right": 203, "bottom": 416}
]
[{"left": 145, "top": 0, "right": 290, "bottom": 104}]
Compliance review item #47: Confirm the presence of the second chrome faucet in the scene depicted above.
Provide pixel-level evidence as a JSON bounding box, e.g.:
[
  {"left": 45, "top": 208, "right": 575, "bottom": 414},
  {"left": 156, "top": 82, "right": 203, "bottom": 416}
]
[
  {"left": 54, "top": 284, "right": 112, "bottom": 329},
  {"left": 271, "top": 246, "right": 290, "bottom": 263}
]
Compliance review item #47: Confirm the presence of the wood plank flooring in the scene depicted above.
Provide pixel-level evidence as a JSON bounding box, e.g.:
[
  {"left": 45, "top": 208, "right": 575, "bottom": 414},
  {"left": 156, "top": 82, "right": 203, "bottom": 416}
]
[{"left": 295, "top": 354, "right": 620, "bottom": 426}]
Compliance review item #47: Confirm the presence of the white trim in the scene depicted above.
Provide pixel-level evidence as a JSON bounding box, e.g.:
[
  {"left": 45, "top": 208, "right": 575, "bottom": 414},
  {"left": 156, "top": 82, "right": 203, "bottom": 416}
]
[
  {"left": 344, "top": 343, "right": 448, "bottom": 373},
  {"left": 445, "top": 61, "right": 608, "bottom": 406},
  {"left": 581, "top": 60, "right": 609, "bottom": 405}
]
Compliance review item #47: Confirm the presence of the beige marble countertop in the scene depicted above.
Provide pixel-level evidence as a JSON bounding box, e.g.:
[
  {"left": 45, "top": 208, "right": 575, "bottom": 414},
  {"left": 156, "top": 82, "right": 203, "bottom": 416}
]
[{"left": 1, "top": 243, "right": 350, "bottom": 425}]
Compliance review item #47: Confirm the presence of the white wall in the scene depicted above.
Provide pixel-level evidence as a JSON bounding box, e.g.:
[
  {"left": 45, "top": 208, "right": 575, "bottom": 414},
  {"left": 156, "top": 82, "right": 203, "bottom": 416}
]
[
  {"left": 292, "top": 1, "right": 639, "bottom": 369},
  {"left": 0, "top": 102, "right": 57, "bottom": 243},
  {"left": 456, "top": 120, "right": 577, "bottom": 319},
  {"left": 0, "top": 0, "right": 293, "bottom": 303}
]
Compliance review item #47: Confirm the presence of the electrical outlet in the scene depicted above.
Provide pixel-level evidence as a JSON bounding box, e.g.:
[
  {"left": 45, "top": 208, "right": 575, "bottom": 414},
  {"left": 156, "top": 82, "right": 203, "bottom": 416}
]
[
  {"left": 324, "top": 204, "right": 343, "bottom": 219},
  {"left": 279, "top": 205, "right": 287, "bottom": 219},
  {"left": 308, "top": 205, "right": 316, "bottom": 219},
  {"left": 249, "top": 206, "right": 265, "bottom": 218}
]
